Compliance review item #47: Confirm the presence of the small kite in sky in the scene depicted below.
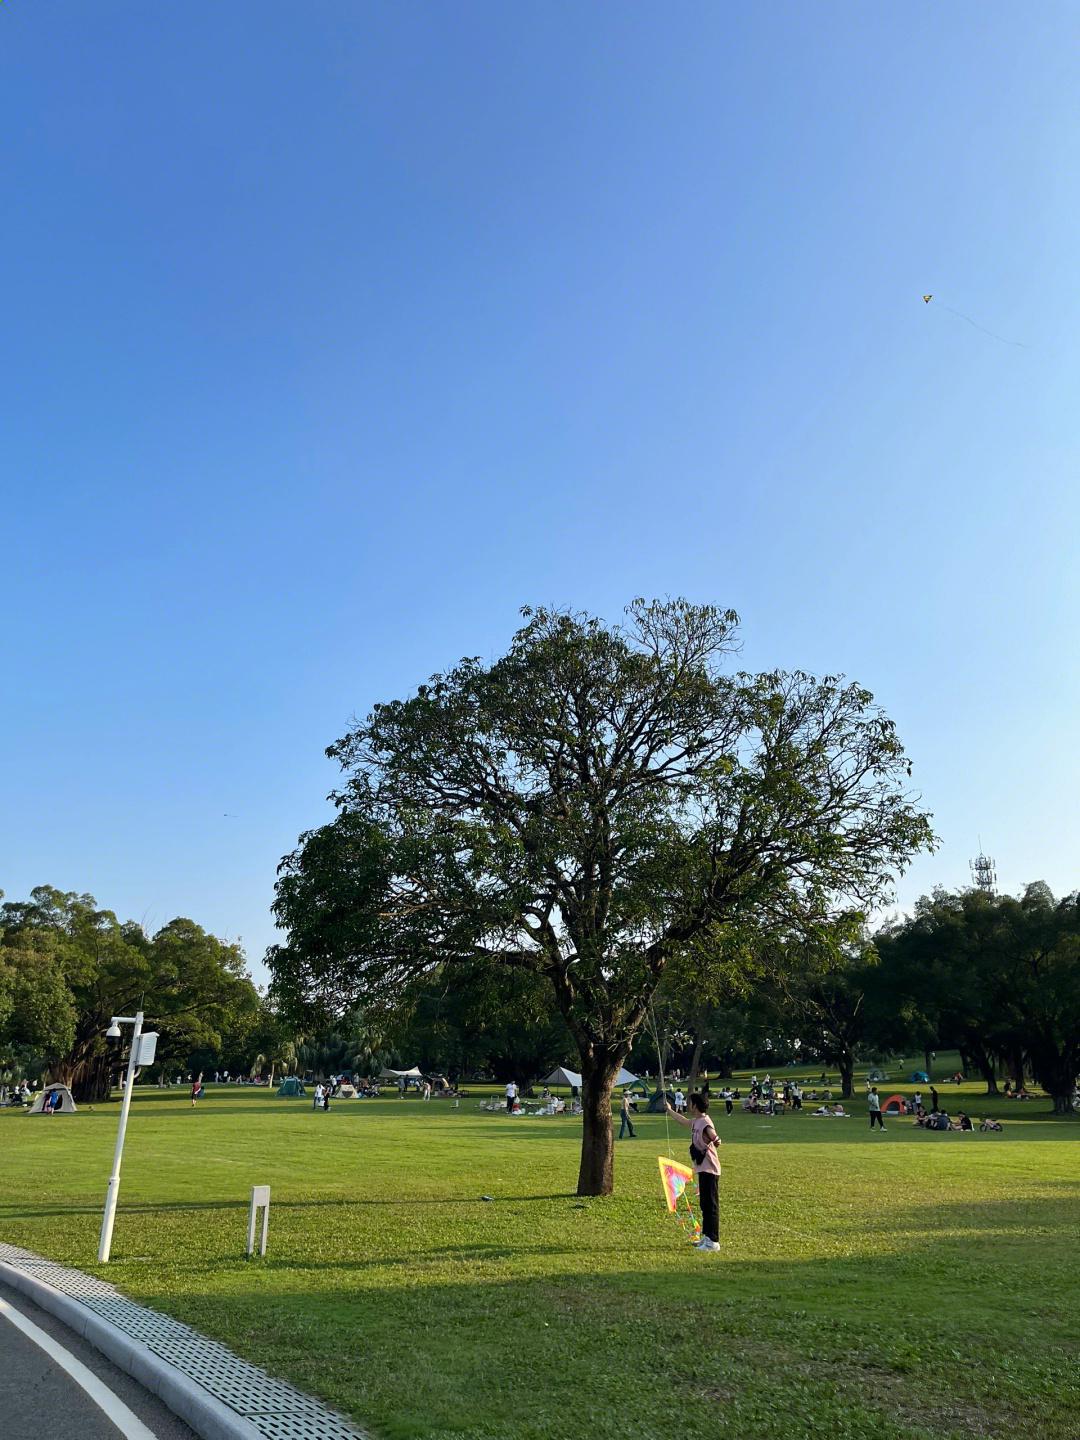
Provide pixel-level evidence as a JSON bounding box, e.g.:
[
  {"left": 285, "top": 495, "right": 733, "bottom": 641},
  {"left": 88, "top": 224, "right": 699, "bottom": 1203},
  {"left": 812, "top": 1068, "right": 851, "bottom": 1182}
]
[{"left": 922, "top": 293, "right": 1026, "bottom": 348}]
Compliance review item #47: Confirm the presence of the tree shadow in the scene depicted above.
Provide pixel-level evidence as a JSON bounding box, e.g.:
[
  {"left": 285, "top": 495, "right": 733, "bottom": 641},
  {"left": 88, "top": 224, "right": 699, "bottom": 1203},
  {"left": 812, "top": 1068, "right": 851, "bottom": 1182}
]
[{"left": 127, "top": 1192, "right": 1080, "bottom": 1440}]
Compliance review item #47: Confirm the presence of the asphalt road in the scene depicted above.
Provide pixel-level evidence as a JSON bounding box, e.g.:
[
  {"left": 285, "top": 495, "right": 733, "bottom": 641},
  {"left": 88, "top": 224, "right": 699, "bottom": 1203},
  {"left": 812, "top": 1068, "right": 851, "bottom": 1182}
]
[{"left": 0, "top": 1279, "right": 198, "bottom": 1440}]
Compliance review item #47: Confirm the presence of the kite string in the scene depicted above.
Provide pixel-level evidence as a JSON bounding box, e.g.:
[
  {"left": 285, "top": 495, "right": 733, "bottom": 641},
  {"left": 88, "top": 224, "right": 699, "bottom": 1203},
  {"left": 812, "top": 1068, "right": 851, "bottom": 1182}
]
[
  {"left": 647, "top": 1002, "right": 673, "bottom": 1159},
  {"left": 937, "top": 301, "right": 1027, "bottom": 349}
]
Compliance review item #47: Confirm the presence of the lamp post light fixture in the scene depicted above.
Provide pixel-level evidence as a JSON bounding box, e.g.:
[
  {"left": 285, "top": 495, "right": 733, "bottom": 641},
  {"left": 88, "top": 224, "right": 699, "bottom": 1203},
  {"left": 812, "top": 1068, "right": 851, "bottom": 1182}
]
[{"left": 98, "top": 1010, "right": 157, "bottom": 1263}]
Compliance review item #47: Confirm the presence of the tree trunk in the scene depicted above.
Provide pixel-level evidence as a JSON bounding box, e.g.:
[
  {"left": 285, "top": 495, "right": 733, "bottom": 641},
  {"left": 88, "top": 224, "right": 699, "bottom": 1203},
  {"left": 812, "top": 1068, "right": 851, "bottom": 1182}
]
[
  {"left": 923, "top": 1047, "right": 934, "bottom": 1079},
  {"left": 1050, "top": 1094, "right": 1075, "bottom": 1116},
  {"left": 838, "top": 1057, "right": 854, "bottom": 1099},
  {"left": 576, "top": 1054, "right": 622, "bottom": 1197},
  {"left": 969, "top": 1043, "right": 998, "bottom": 1095},
  {"left": 686, "top": 1033, "right": 705, "bottom": 1095},
  {"left": 70, "top": 1053, "right": 114, "bottom": 1103}
]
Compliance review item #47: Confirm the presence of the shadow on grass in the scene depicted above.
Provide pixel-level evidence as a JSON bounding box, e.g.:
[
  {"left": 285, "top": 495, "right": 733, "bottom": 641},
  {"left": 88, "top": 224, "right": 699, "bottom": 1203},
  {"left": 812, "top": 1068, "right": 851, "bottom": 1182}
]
[
  {"left": 0, "top": 1192, "right": 581, "bottom": 1221},
  {"left": 128, "top": 1197, "right": 1080, "bottom": 1440}
]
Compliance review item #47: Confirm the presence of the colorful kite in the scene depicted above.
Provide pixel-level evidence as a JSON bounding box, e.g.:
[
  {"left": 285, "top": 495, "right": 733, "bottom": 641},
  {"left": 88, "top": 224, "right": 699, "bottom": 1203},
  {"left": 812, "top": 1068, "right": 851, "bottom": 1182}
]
[
  {"left": 658, "top": 1155, "right": 693, "bottom": 1210},
  {"left": 658, "top": 1156, "right": 700, "bottom": 1243}
]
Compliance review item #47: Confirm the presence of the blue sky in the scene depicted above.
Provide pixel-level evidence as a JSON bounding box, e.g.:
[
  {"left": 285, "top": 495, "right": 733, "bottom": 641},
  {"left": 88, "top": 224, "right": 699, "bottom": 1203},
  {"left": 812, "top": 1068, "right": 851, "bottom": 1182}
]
[{"left": 3, "top": 2, "right": 1078, "bottom": 978}]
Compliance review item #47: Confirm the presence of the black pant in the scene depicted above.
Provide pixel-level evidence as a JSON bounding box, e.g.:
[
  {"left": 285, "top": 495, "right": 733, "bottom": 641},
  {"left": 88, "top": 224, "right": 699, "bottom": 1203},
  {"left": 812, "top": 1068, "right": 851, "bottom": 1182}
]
[
  {"left": 725, "top": 1099, "right": 733, "bottom": 1115},
  {"left": 698, "top": 1171, "right": 719, "bottom": 1242},
  {"left": 506, "top": 1097, "right": 514, "bottom": 1112},
  {"left": 869, "top": 1110, "right": 884, "bottom": 1128}
]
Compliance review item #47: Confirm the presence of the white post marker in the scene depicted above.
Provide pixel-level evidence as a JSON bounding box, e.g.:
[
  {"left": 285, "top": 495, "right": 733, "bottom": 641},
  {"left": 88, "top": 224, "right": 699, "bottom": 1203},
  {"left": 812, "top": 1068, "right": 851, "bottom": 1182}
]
[
  {"left": 98, "top": 1010, "right": 144, "bottom": 1264},
  {"left": 247, "top": 1185, "right": 270, "bottom": 1258}
]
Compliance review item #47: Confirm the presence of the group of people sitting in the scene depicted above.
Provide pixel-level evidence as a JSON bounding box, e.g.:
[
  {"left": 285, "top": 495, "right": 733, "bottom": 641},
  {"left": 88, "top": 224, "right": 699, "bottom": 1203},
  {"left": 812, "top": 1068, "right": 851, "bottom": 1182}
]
[
  {"left": 911, "top": 1105, "right": 1001, "bottom": 1132},
  {"left": 743, "top": 1075, "right": 803, "bottom": 1114},
  {"left": 913, "top": 1106, "right": 972, "bottom": 1131}
]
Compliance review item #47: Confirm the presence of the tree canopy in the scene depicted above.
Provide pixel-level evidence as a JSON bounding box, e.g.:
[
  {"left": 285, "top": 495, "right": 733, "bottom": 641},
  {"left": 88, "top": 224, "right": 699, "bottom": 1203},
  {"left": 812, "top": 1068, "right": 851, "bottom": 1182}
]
[
  {"left": 270, "top": 599, "right": 934, "bottom": 1192},
  {"left": 876, "top": 883, "right": 1080, "bottom": 1113},
  {"left": 0, "top": 887, "right": 261, "bottom": 1099}
]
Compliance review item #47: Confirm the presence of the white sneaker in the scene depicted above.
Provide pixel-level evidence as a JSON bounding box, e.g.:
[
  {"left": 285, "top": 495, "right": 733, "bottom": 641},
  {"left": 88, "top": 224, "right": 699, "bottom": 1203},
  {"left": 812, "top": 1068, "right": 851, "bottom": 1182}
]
[{"left": 695, "top": 1238, "right": 721, "bottom": 1251}]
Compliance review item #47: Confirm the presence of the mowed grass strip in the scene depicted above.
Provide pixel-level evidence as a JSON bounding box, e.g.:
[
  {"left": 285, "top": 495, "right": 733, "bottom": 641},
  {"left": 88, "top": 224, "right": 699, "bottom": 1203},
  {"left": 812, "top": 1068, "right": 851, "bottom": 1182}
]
[{"left": 1, "top": 1073, "right": 1077, "bottom": 1440}]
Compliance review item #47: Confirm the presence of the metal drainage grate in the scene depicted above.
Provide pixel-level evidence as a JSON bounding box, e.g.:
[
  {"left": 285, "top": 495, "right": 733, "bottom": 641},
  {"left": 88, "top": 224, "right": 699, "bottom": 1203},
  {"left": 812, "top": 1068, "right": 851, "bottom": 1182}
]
[
  {"left": 0, "top": 1245, "right": 367, "bottom": 1439},
  {"left": 247, "top": 1412, "right": 366, "bottom": 1440}
]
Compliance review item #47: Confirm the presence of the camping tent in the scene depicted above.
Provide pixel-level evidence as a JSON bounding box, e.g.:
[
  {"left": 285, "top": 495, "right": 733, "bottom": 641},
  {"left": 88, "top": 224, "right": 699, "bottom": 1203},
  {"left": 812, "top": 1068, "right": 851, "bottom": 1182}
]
[
  {"left": 542, "top": 1066, "right": 638, "bottom": 1089},
  {"left": 867, "top": 1068, "right": 889, "bottom": 1082},
  {"left": 378, "top": 1066, "right": 423, "bottom": 1079},
  {"left": 27, "top": 1084, "right": 77, "bottom": 1115},
  {"left": 882, "top": 1094, "right": 907, "bottom": 1114},
  {"left": 909, "top": 1070, "right": 930, "bottom": 1083},
  {"left": 277, "top": 1077, "right": 306, "bottom": 1097}
]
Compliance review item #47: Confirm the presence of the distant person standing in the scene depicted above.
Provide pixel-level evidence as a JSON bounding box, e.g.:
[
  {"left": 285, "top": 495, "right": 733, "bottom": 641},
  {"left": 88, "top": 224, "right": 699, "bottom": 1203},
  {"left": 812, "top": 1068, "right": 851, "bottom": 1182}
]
[
  {"left": 930, "top": 1085, "right": 940, "bottom": 1113},
  {"left": 190, "top": 1074, "right": 203, "bottom": 1108},
  {"left": 722, "top": 1086, "right": 734, "bottom": 1116},
  {"left": 618, "top": 1090, "right": 636, "bottom": 1139},
  {"left": 422, "top": 1080, "right": 432, "bottom": 1101},
  {"left": 313, "top": 1082, "right": 324, "bottom": 1111},
  {"left": 505, "top": 1080, "right": 518, "bottom": 1113},
  {"left": 868, "top": 1086, "right": 885, "bottom": 1130}
]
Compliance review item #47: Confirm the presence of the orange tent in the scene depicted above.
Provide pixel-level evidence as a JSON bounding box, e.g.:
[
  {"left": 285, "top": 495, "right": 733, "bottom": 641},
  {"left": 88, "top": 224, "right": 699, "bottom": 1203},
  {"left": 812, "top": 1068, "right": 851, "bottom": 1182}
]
[{"left": 882, "top": 1094, "right": 907, "bottom": 1114}]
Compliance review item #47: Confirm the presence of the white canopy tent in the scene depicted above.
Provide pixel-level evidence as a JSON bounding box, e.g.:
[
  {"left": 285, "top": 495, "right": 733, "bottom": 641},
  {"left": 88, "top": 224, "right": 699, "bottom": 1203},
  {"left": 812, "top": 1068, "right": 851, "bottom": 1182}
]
[
  {"left": 378, "top": 1066, "right": 423, "bottom": 1079},
  {"left": 542, "top": 1066, "right": 638, "bottom": 1089}
]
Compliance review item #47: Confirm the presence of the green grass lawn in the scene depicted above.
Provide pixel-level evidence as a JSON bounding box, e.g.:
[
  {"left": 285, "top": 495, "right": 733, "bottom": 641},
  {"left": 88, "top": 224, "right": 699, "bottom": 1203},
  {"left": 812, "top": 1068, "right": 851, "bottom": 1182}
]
[{"left": 2, "top": 1063, "right": 1077, "bottom": 1440}]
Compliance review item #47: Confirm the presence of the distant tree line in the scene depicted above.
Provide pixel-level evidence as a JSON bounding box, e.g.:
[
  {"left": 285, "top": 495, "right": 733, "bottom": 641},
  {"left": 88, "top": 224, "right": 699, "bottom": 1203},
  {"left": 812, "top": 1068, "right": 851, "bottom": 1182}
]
[
  {"left": 622, "top": 881, "right": 1080, "bottom": 1115},
  {"left": 3, "top": 879, "right": 1075, "bottom": 1122},
  {"left": 0, "top": 887, "right": 261, "bottom": 1101}
]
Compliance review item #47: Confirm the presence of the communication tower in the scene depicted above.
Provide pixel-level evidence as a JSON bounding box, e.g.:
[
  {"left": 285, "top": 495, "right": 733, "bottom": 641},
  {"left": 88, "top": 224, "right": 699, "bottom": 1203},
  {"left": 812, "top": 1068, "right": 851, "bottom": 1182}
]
[{"left": 970, "top": 846, "right": 997, "bottom": 894}]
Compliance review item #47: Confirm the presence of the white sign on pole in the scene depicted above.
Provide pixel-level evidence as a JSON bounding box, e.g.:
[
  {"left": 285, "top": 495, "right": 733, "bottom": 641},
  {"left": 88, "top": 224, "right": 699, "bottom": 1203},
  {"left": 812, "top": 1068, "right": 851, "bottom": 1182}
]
[{"left": 247, "top": 1185, "right": 270, "bottom": 1258}]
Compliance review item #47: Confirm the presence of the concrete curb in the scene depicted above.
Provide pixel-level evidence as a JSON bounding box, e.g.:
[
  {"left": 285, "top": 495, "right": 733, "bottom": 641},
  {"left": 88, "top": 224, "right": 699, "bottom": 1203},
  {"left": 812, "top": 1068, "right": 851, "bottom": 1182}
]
[{"left": 0, "top": 1254, "right": 362, "bottom": 1440}]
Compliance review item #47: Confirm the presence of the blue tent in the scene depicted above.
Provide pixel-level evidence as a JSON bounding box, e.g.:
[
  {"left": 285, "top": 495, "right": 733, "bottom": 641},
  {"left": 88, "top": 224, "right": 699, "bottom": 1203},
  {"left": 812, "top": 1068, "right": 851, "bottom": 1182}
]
[{"left": 909, "top": 1070, "right": 930, "bottom": 1083}]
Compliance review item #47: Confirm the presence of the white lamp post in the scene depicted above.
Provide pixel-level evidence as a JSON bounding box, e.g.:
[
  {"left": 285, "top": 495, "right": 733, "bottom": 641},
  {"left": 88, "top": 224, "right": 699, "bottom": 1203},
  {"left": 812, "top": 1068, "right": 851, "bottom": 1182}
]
[{"left": 98, "top": 1010, "right": 148, "bottom": 1263}]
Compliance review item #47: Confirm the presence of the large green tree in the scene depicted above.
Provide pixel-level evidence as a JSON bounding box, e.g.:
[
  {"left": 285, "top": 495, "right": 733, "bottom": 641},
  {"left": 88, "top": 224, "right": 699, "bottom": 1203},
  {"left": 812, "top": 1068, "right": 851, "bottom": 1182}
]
[
  {"left": 756, "top": 921, "right": 882, "bottom": 1098},
  {"left": 0, "top": 888, "right": 260, "bottom": 1099},
  {"left": 270, "top": 600, "right": 933, "bottom": 1193}
]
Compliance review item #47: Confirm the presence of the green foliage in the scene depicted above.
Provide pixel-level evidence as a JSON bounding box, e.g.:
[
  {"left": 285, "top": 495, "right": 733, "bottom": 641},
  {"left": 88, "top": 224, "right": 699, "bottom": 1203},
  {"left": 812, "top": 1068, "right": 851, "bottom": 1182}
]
[
  {"left": 877, "top": 883, "right": 1080, "bottom": 1111},
  {"left": 748, "top": 922, "right": 883, "bottom": 1097},
  {"left": 0, "top": 886, "right": 261, "bottom": 1098},
  {"left": 271, "top": 600, "right": 933, "bottom": 1192},
  {"left": 393, "top": 965, "right": 574, "bottom": 1083},
  {"left": 0, "top": 929, "right": 77, "bottom": 1058}
]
